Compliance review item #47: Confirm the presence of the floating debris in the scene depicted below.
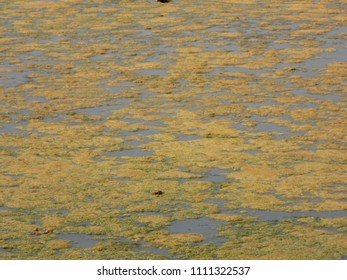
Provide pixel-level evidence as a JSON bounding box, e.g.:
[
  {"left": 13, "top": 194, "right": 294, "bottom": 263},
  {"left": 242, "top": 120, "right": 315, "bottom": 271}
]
[
  {"left": 31, "top": 228, "right": 54, "bottom": 235},
  {"left": 152, "top": 190, "right": 164, "bottom": 196}
]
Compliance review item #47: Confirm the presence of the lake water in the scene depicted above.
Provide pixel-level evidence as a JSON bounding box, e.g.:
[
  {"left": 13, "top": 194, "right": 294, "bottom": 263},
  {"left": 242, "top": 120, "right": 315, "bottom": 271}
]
[{"left": 0, "top": 0, "right": 346, "bottom": 260}]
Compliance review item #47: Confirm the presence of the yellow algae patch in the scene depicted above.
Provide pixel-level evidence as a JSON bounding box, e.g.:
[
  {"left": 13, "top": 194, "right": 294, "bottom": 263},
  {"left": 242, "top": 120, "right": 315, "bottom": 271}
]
[
  {"left": 104, "top": 119, "right": 129, "bottom": 130},
  {"left": 279, "top": 48, "right": 327, "bottom": 64},
  {"left": 115, "top": 168, "right": 147, "bottom": 179},
  {"left": 298, "top": 217, "right": 347, "bottom": 231},
  {"left": 45, "top": 239, "right": 71, "bottom": 250},
  {"left": 25, "top": 121, "right": 68, "bottom": 134},
  {"left": 209, "top": 214, "right": 255, "bottom": 222},
  {"left": 144, "top": 231, "right": 204, "bottom": 249},
  {"left": 318, "top": 218, "right": 347, "bottom": 232},
  {"left": 304, "top": 201, "right": 346, "bottom": 212},
  {"left": 230, "top": 164, "right": 287, "bottom": 185},
  {"left": 126, "top": 203, "right": 163, "bottom": 214},
  {"left": 41, "top": 215, "right": 67, "bottom": 229},
  {"left": 137, "top": 215, "right": 171, "bottom": 227},
  {"left": 171, "top": 205, "right": 220, "bottom": 221},
  {"left": 16, "top": 1, "right": 69, "bottom": 9},
  {"left": 239, "top": 50, "right": 281, "bottom": 70},
  {"left": 0, "top": 174, "right": 17, "bottom": 188},
  {"left": 198, "top": 120, "right": 239, "bottom": 138},
  {"left": 148, "top": 133, "right": 176, "bottom": 142},
  {"left": 216, "top": 221, "right": 347, "bottom": 260},
  {"left": 169, "top": 233, "right": 204, "bottom": 243},
  {"left": 292, "top": 162, "right": 345, "bottom": 174},
  {"left": 226, "top": 193, "right": 285, "bottom": 210}
]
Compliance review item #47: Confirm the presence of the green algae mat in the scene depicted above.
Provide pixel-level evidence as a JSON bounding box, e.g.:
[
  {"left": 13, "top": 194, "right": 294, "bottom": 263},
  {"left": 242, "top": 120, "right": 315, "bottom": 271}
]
[{"left": 0, "top": 0, "right": 346, "bottom": 259}]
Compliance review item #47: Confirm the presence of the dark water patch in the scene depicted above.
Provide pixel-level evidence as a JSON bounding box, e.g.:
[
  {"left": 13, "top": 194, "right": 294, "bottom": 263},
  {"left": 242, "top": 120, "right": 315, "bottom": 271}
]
[
  {"left": 17, "top": 51, "right": 53, "bottom": 66},
  {"left": 117, "top": 236, "right": 171, "bottom": 259},
  {"left": 0, "top": 248, "right": 12, "bottom": 254},
  {"left": 56, "top": 233, "right": 98, "bottom": 249},
  {"left": 254, "top": 122, "right": 289, "bottom": 134},
  {"left": 123, "top": 140, "right": 144, "bottom": 147},
  {"left": 0, "top": 70, "right": 31, "bottom": 89},
  {"left": 0, "top": 122, "right": 29, "bottom": 134},
  {"left": 209, "top": 168, "right": 229, "bottom": 176},
  {"left": 7, "top": 109, "right": 32, "bottom": 120},
  {"left": 233, "top": 122, "right": 248, "bottom": 131},
  {"left": 302, "top": 42, "right": 347, "bottom": 71},
  {"left": 0, "top": 206, "right": 13, "bottom": 211},
  {"left": 271, "top": 39, "right": 347, "bottom": 80},
  {"left": 250, "top": 122, "right": 306, "bottom": 140},
  {"left": 137, "top": 69, "right": 168, "bottom": 76},
  {"left": 177, "top": 167, "right": 233, "bottom": 184},
  {"left": 242, "top": 149, "right": 264, "bottom": 154},
  {"left": 151, "top": 111, "right": 176, "bottom": 118},
  {"left": 204, "top": 198, "right": 230, "bottom": 208},
  {"left": 38, "top": 36, "right": 62, "bottom": 44},
  {"left": 176, "top": 134, "right": 203, "bottom": 141},
  {"left": 166, "top": 217, "right": 228, "bottom": 245},
  {"left": 106, "top": 148, "right": 153, "bottom": 158},
  {"left": 25, "top": 96, "right": 49, "bottom": 103},
  {"left": 90, "top": 54, "right": 109, "bottom": 61},
  {"left": 6, "top": 237, "right": 21, "bottom": 243},
  {"left": 138, "top": 91, "right": 158, "bottom": 101},
  {"left": 249, "top": 115, "right": 293, "bottom": 123},
  {"left": 273, "top": 132, "right": 307, "bottom": 141},
  {"left": 43, "top": 114, "right": 66, "bottom": 123},
  {"left": 325, "top": 25, "right": 347, "bottom": 37},
  {"left": 196, "top": 168, "right": 235, "bottom": 184},
  {"left": 1, "top": 185, "right": 18, "bottom": 189}
]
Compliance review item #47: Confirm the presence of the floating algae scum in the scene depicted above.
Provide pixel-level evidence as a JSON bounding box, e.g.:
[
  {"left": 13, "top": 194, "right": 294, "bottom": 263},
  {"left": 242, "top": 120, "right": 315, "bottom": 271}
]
[{"left": 0, "top": 0, "right": 346, "bottom": 259}]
